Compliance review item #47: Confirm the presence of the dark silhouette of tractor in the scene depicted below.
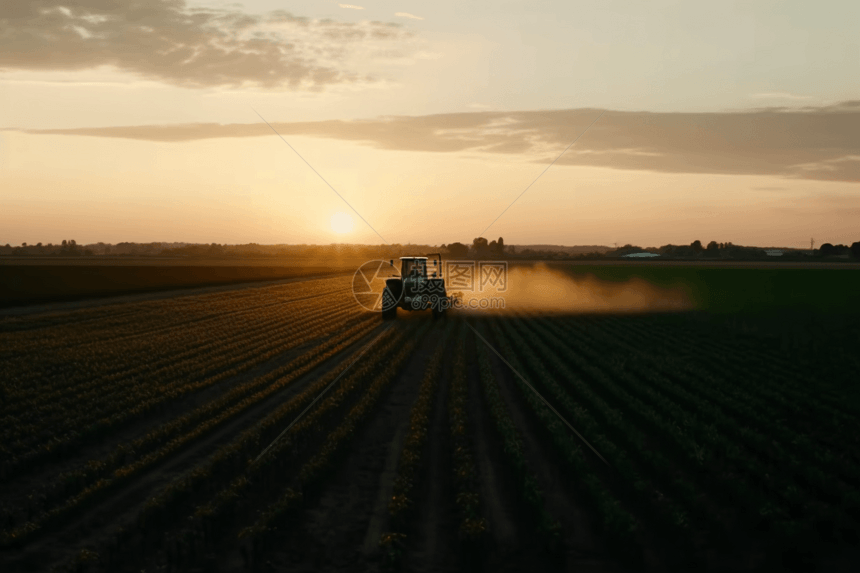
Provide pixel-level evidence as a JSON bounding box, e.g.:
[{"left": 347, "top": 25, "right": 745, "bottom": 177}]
[{"left": 381, "top": 253, "right": 453, "bottom": 319}]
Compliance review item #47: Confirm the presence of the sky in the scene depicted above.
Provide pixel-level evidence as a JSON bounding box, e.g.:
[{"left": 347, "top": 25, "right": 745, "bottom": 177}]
[{"left": 1, "top": 0, "right": 859, "bottom": 248}]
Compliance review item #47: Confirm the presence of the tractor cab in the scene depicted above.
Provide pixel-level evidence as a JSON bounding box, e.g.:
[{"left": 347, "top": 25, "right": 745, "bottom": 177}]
[
  {"left": 399, "top": 256, "right": 442, "bottom": 278},
  {"left": 401, "top": 257, "right": 428, "bottom": 279},
  {"left": 382, "top": 254, "right": 449, "bottom": 319}
]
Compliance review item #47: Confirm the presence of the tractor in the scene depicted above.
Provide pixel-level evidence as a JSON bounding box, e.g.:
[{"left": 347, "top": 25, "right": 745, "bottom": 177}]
[{"left": 381, "top": 253, "right": 454, "bottom": 320}]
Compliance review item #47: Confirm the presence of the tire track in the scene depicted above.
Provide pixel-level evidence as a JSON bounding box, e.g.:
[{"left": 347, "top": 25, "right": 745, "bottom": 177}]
[
  {"left": 465, "top": 331, "right": 520, "bottom": 562},
  {"left": 257, "top": 322, "right": 445, "bottom": 573},
  {"left": 400, "top": 321, "right": 461, "bottom": 573}
]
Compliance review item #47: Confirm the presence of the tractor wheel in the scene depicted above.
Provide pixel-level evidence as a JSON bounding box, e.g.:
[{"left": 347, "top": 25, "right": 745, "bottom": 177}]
[
  {"left": 382, "top": 306, "right": 396, "bottom": 320},
  {"left": 382, "top": 280, "right": 402, "bottom": 321}
]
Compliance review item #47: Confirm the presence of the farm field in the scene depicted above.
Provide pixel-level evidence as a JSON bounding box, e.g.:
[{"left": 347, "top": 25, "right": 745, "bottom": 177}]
[
  {"left": 1, "top": 272, "right": 859, "bottom": 573},
  {"left": 0, "top": 259, "right": 363, "bottom": 307}
]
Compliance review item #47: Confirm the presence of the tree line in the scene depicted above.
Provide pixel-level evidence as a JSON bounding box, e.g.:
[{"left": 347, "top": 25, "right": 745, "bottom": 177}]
[
  {"left": 438, "top": 238, "right": 860, "bottom": 261},
  {"left": 2, "top": 238, "right": 858, "bottom": 261}
]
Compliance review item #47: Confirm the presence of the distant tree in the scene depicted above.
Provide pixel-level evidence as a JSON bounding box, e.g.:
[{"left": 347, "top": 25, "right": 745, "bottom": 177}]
[
  {"left": 62, "top": 240, "right": 67, "bottom": 247},
  {"left": 691, "top": 240, "right": 703, "bottom": 252},
  {"left": 851, "top": 242, "right": 860, "bottom": 259},
  {"left": 819, "top": 243, "right": 836, "bottom": 256},
  {"left": 614, "top": 244, "right": 645, "bottom": 256},
  {"left": 446, "top": 242, "right": 469, "bottom": 258},
  {"left": 496, "top": 237, "right": 505, "bottom": 253},
  {"left": 703, "top": 241, "right": 720, "bottom": 257},
  {"left": 472, "top": 237, "right": 489, "bottom": 252},
  {"left": 36, "top": 242, "right": 42, "bottom": 247},
  {"left": 22, "top": 242, "right": 27, "bottom": 247}
]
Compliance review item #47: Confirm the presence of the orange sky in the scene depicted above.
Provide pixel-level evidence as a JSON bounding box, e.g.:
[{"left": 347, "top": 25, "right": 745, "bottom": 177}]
[{"left": 1, "top": 1, "right": 858, "bottom": 248}]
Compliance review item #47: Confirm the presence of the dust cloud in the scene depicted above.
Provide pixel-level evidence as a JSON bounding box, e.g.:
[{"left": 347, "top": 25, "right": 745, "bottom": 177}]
[{"left": 454, "top": 263, "right": 693, "bottom": 314}]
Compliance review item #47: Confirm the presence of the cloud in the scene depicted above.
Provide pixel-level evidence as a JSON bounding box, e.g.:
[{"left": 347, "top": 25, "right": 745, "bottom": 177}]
[
  {"left": 395, "top": 12, "right": 424, "bottom": 20},
  {"left": 14, "top": 102, "right": 860, "bottom": 183},
  {"left": 750, "top": 92, "right": 813, "bottom": 100},
  {"left": 0, "top": 1, "right": 414, "bottom": 90},
  {"left": 338, "top": 4, "right": 364, "bottom": 9}
]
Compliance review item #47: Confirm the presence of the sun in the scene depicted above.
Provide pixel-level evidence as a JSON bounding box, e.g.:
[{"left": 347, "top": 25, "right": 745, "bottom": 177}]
[{"left": 330, "top": 211, "right": 355, "bottom": 234}]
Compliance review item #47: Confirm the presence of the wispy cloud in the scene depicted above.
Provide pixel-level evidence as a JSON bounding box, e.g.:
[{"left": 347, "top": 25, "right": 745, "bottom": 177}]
[
  {"left": 0, "top": 1, "right": 414, "bottom": 90},
  {"left": 395, "top": 12, "right": 424, "bottom": 20},
  {"left": 14, "top": 101, "right": 860, "bottom": 183},
  {"left": 750, "top": 92, "right": 813, "bottom": 100},
  {"left": 338, "top": 4, "right": 365, "bottom": 9}
]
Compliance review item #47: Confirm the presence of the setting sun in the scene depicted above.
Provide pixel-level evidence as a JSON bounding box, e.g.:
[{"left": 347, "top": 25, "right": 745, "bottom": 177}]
[{"left": 330, "top": 211, "right": 355, "bottom": 234}]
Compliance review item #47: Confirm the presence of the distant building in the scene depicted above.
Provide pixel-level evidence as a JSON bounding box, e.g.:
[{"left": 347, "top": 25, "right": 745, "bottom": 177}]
[
  {"left": 764, "top": 249, "right": 784, "bottom": 256},
  {"left": 621, "top": 252, "right": 660, "bottom": 258}
]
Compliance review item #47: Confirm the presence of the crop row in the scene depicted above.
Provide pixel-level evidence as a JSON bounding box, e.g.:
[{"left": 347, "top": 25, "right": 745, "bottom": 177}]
[
  {"left": 485, "top": 319, "right": 641, "bottom": 561},
  {"left": 51, "top": 322, "right": 415, "bottom": 572},
  {"left": 1, "top": 294, "right": 356, "bottom": 423},
  {"left": 549, "top": 316, "right": 860, "bottom": 501},
  {"left": 510, "top": 316, "right": 849, "bottom": 547},
  {"left": 571, "top": 314, "right": 860, "bottom": 471},
  {"left": 448, "top": 324, "right": 487, "bottom": 550},
  {"left": 197, "top": 322, "right": 425, "bottom": 531},
  {"left": 0, "top": 277, "right": 348, "bottom": 358},
  {"left": 2, "top": 292, "right": 356, "bottom": 440},
  {"left": 473, "top": 324, "right": 561, "bottom": 548},
  {"left": 635, "top": 315, "right": 850, "bottom": 400},
  {"left": 524, "top": 315, "right": 790, "bottom": 528},
  {"left": 240, "top": 321, "right": 436, "bottom": 565},
  {"left": 1, "top": 283, "right": 351, "bottom": 410},
  {"left": 3, "top": 300, "right": 362, "bottom": 471},
  {"left": 495, "top": 319, "right": 701, "bottom": 543},
  {"left": 0, "top": 278, "right": 349, "bottom": 389},
  {"left": 0, "top": 313, "right": 379, "bottom": 537},
  {"left": 378, "top": 322, "right": 452, "bottom": 568},
  {"left": 594, "top": 314, "right": 860, "bottom": 427},
  {"left": 537, "top": 316, "right": 860, "bottom": 536}
]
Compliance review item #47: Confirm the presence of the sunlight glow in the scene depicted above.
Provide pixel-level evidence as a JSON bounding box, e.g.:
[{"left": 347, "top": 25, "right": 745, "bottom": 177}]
[{"left": 330, "top": 211, "right": 355, "bottom": 234}]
